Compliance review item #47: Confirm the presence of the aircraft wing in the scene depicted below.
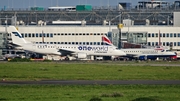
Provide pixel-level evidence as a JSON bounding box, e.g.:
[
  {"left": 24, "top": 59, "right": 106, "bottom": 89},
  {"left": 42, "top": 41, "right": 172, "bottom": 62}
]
[{"left": 58, "top": 48, "right": 76, "bottom": 56}]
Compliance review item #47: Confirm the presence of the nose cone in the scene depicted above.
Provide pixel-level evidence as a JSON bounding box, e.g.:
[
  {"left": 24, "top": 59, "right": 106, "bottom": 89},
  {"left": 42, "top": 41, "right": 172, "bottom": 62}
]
[
  {"left": 121, "top": 50, "right": 126, "bottom": 56},
  {"left": 116, "top": 50, "right": 126, "bottom": 56}
]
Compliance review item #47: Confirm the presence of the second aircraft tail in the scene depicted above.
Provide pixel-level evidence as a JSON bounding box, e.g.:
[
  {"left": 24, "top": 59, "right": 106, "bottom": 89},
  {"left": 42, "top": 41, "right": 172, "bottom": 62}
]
[{"left": 9, "top": 26, "right": 31, "bottom": 46}]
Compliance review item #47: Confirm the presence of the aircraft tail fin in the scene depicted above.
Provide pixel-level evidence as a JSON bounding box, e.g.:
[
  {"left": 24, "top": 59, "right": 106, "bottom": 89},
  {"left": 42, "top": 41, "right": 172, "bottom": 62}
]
[
  {"left": 9, "top": 26, "right": 30, "bottom": 45},
  {"left": 102, "top": 35, "right": 112, "bottom": 45}
]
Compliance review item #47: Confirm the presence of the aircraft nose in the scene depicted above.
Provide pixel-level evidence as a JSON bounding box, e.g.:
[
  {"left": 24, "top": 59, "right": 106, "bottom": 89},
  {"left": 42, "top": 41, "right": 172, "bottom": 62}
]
[
  {"left": 122, "top": 51, "right": 126, "bottom": 56},
  {"left": 119, "top": 50, "right": 126, "bottom": 56}
]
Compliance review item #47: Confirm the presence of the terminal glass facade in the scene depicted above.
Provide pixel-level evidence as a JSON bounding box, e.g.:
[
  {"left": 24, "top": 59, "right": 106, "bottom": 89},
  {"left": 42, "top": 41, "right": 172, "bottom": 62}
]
[
  {"left": 111, "top": 29, "right": 147, "bottom": 48},
  {"left": 127, "top": 32, "right": 147, "bottom": 44},
  {"left": 0, "top": 32, "right": 7, "bottom": 59}
]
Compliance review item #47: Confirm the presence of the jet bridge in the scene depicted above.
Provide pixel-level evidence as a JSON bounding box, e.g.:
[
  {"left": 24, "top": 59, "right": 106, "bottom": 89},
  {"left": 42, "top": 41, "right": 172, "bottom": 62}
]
[
  {"left": 109, "top": 29, "right": 147, "bottom": 48},
  {"left": 0, "top": 31, "right": 8, "bottom": 60}
]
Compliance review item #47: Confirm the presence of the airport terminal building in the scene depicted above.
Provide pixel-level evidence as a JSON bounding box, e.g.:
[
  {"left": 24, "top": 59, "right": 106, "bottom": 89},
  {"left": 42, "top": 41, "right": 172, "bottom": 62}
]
[
  {"left": 1, "top": 25, "right": 180, "bottom": 49},
  {"left": 1, "top": 0, "right": 180, "bottom": 59}
]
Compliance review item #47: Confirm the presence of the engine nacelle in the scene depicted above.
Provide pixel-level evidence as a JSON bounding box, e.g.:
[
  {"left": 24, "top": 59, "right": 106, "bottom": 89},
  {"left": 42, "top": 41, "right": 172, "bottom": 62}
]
[
  {"left": 138, "top": 55, "right": 157, "bottom": 60},
  {"left": 76, "top": 53, "right": 87, "bottom": 59}
]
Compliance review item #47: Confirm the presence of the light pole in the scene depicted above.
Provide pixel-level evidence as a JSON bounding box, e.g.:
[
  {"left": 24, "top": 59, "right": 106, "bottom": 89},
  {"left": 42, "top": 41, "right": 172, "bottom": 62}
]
[
  {"left": 117, "top": 23, "right": 123, "bottom": 49},
  {"left": 5, "top": 16, "right": 7, "bottom": 33},
  {"left": 117, "top": 11, "right": 123, "bottom": 49}
]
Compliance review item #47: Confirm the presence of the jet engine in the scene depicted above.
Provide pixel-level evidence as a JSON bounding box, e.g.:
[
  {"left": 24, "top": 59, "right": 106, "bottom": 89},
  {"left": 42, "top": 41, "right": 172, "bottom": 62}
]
[
  {"left": 138, "top": 55, "right": 157, "bottom": 60},
  {"left": 76, "top": 53, "right": 87, "bottom": 59}
]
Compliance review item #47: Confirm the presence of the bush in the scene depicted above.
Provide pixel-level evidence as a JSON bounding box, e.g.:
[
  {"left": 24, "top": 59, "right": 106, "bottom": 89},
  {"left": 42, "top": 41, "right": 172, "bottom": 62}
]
[
  {"left": 89, "top": 97, "right": 102, "bottom": 101},
  {"left": 101, "top": 92, "right": 124, "bottom": 97},
  {"left": 9, "top": 58, "right": 31, "bottom": 62},
  {"left": 43, "top": 59, "right": 52, "bottom": 62},
  {"left": 111, "top": 92, "right": 124, "bottom": 97},
  {"left": 132, "top": 97, "right": 163, "bottom": 101}
]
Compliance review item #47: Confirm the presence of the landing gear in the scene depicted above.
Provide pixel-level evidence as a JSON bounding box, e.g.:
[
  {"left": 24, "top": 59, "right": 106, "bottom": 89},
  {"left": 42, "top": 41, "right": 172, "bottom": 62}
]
[{"left": 65, "top": 56, "right": 69, "bottom": 61}]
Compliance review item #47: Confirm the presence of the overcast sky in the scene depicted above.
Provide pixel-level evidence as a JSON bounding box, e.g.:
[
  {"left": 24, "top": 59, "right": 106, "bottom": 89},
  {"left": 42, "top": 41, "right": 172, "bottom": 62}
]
[{"left": 0, "top": 0, "right": 177, "bottom": 9}]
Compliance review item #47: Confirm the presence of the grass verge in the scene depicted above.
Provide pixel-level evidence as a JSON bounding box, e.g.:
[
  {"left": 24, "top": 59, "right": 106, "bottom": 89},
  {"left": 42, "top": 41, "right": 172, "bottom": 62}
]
[
  {"left": 0, "top": 85, "right": 179, "bottom": 101},
  {"left": 0, "top": 62, "right": 180, "bottom": 80}
]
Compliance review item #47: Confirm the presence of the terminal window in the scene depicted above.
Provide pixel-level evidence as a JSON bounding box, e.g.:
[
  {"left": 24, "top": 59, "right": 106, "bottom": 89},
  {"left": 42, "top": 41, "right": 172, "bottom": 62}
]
[
  {"left": 155, "top": 33, "right": 158, "bottom": 37},
  {"left": 152, "top": 33, "right": 154, "bottom": 37},
  {"left": 166, "top": 42, "right": 169, "bottom": 46},
  {"left": 170, "top": 33, "right": 173, "bottom": 37},
  {"left": 97, "top": 42, "right": 100, "bottom": 45},
  {"left": 43, "top": 34, "right": 46, "bottom": 37},
  {"left": 36, "top": 33, "right": 38, "bottom": 37},
  {"left": 28, "top": 34, "right": 31, "bottom": 37},
  {"left": 32, "top": 33, "right": 35, "bottom": 37},
  {"left": 152, "top": 42, "right": 154, "bottom": 46},
  {"left": 178, "top": 42, "right": 180, "bottom": 46},
  {"left": 94, "top": 42, "right": 96, "bottom": 45},
  {"left": 163, "top": 42, "right": 165, "bottom": 46},
  {"left": 178, "top": 33, "right": 180, "bottom": 37},
  {"left": 50, "top": 34, "right": 53, "bottom": 37},
  {"left": 47, "top": 34, "right": 49, "bottom": 37},
  {"left": 163, "top": 33, "right": 165, "bottom": 37},
  {"left": 166, "top": 33, "right": 169, "bottom": 37},
  {"left": 155, "top": 42, "right": 158, "bottom": 46}
]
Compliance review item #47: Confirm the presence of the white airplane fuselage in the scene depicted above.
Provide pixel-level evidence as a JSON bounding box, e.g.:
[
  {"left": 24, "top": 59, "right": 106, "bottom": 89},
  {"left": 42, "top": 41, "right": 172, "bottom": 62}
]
[
  {"left": 121, "top": 48, "right": 176, "bottom": 60},
  {"left": 20, "top": 43, "right": 126, "bottom": 56}
]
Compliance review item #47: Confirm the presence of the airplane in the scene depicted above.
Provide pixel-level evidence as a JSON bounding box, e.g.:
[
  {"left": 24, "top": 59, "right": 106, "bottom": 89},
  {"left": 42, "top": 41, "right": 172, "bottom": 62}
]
[
  {"left": 118, "top": 30, "right": 177, "bottom": 61},
  {"left": 121, "top": 48, "right": 177, "bottom": 60},
  {"left": 8, "top": 26, "right": 126, "bottom": 60}
]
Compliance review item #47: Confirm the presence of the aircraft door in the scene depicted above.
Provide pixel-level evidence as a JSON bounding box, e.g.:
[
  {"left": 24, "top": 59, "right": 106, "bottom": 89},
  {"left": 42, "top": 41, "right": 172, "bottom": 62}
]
[
  {"left": 109, "top": 47, "right": 113, "bottom": 53},
  {"left": 32, "top": 43, "right": 36, "bottom": 52}
]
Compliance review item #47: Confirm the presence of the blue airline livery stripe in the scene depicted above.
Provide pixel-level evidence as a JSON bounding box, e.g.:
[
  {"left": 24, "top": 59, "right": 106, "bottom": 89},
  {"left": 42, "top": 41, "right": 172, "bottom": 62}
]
[{"left": 12, "top": 32, "right": 22, "bottom": 38}]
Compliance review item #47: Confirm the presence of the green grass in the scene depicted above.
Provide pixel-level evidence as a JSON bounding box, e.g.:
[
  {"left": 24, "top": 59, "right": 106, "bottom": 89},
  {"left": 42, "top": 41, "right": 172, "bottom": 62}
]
[
  {"left": 0, "top": 62, "right": 180, "bottom": 101},
  {"left": 0, "top": 62, "right": 180, "bottom": 80},
  {"left": 0, "top": 85, "right": 179, "bottom": 101}
]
